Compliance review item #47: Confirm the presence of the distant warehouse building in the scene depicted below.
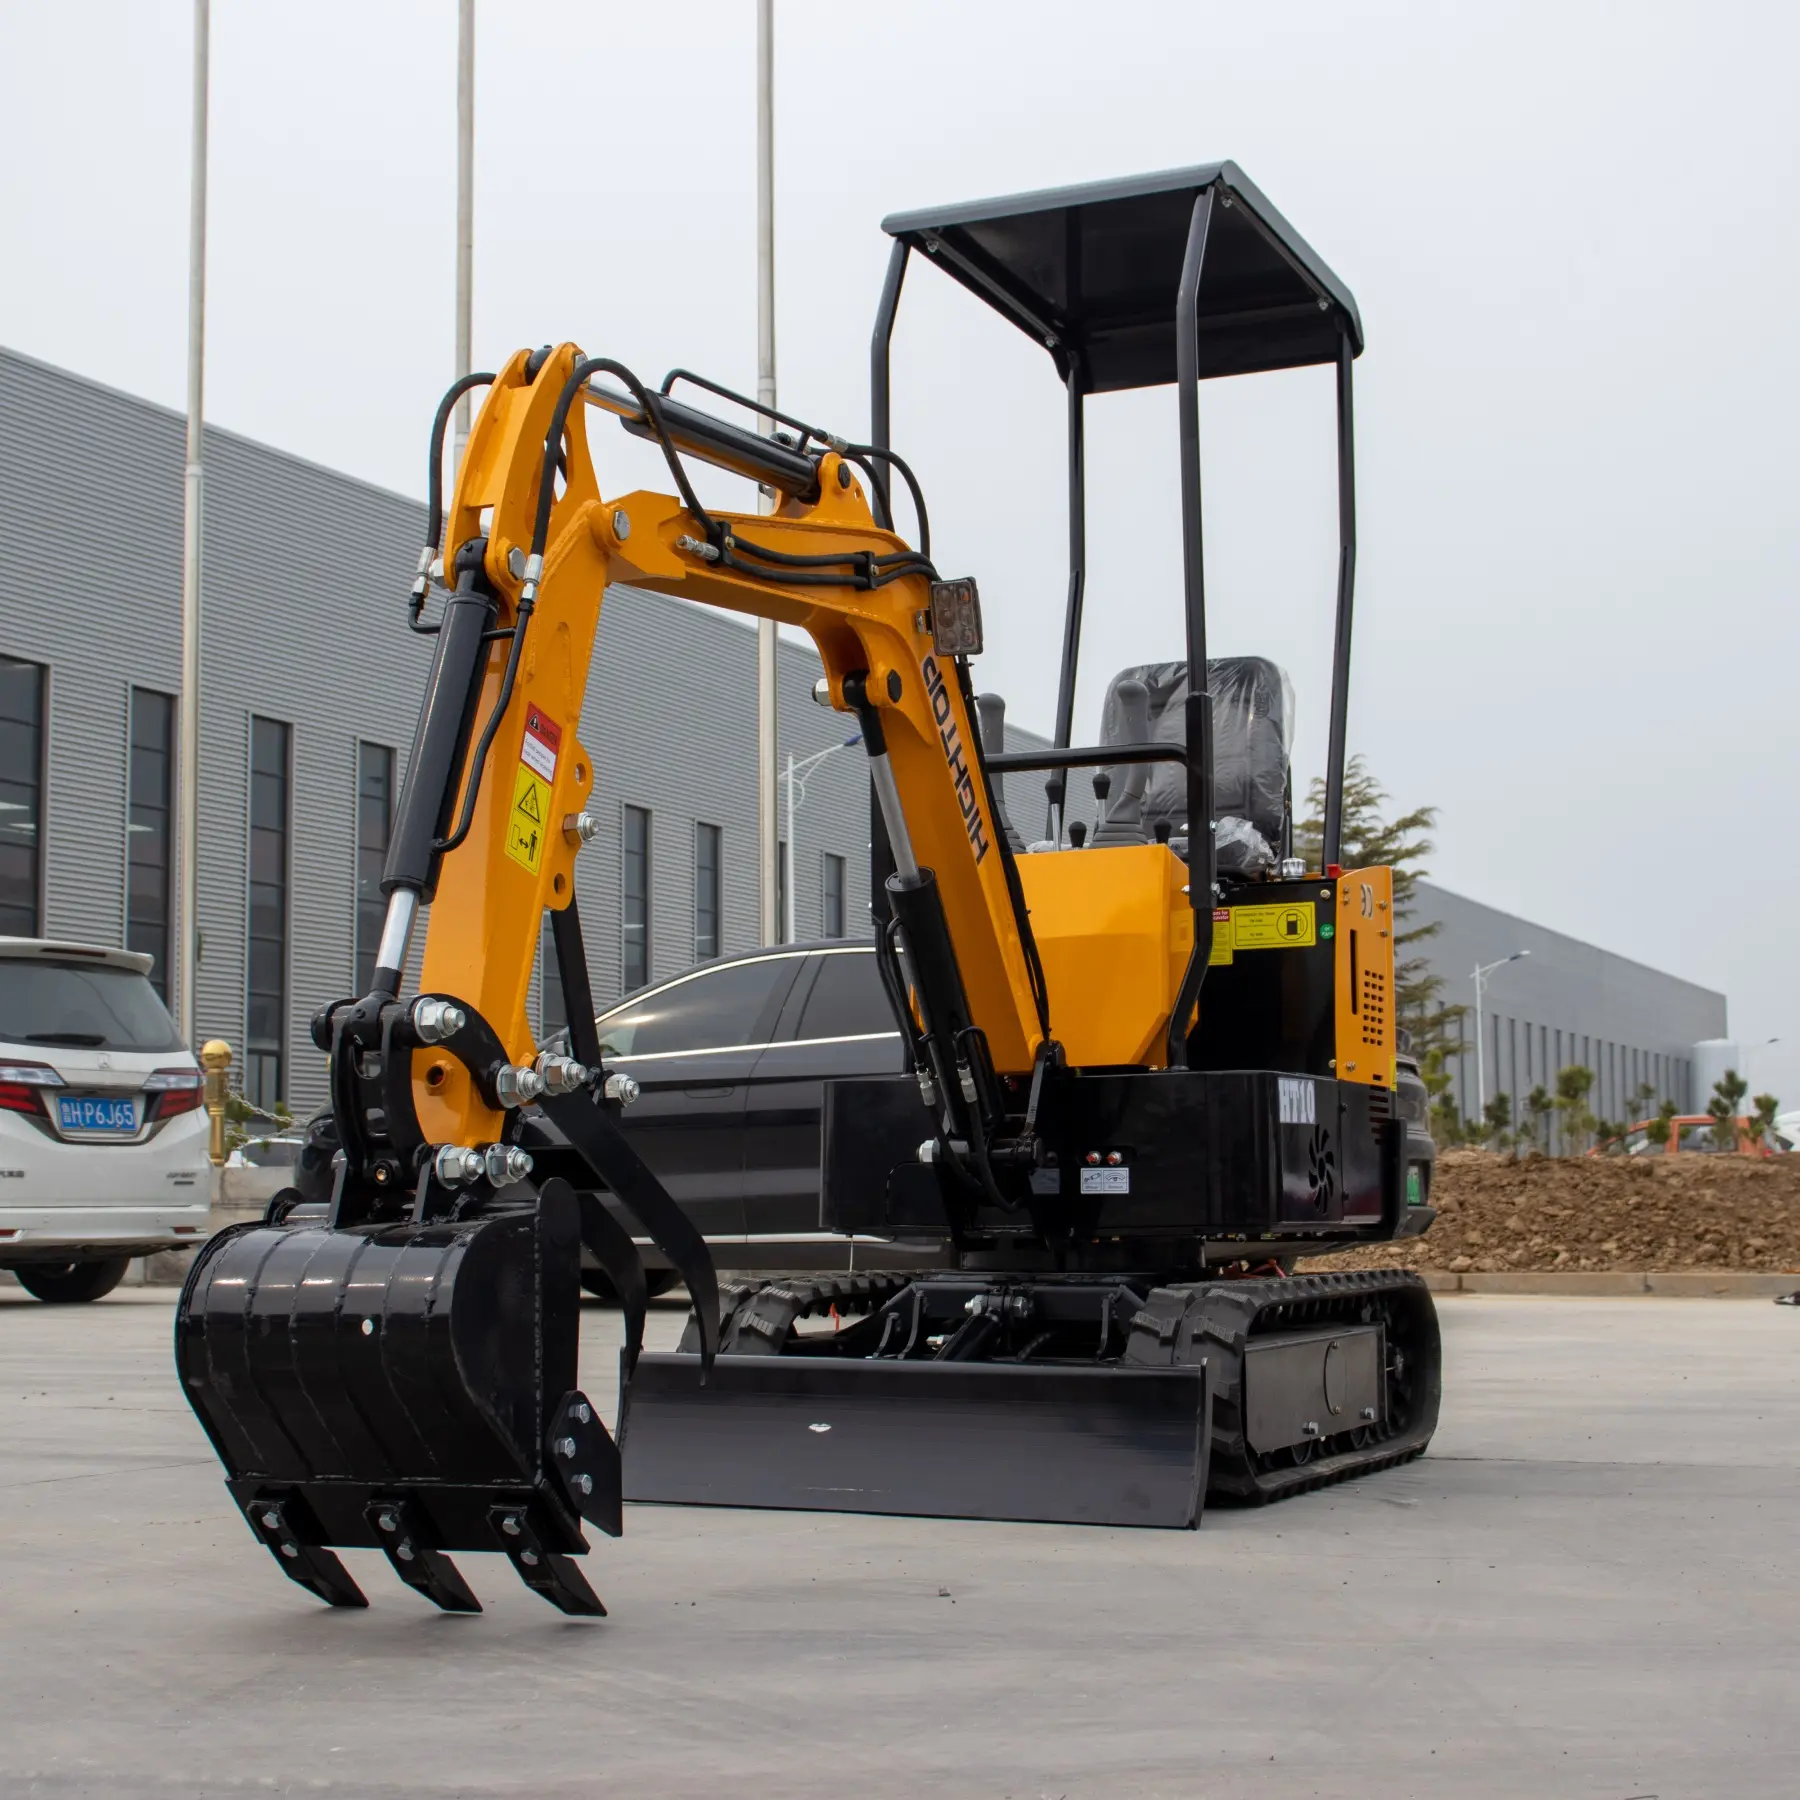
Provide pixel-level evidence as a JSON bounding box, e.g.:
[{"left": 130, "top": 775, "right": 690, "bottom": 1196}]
[
  {"left": 2, "top": 345, "right": 1728, "bottom": 1132},
  {"left": 1411, "top": 881, "right": 1726, "bottom": 1125}
]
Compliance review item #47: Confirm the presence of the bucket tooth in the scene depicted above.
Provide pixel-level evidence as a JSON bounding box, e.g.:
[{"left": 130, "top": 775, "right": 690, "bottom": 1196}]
[
  {"left": 366, "top": 1498, "right": 481, "bottom": 1613},
  {"left": 489, "top": 1505, "right": 606, "bottom": 1617},
  {"left": 243, "top": 1497, "right": 368, "bottom": 1609}
]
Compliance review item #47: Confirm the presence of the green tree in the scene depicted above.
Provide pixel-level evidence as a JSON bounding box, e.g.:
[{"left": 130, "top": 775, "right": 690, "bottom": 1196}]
[
  {"left": 1749, "top": 1092, "right": 1781, "bottom": 1147},
  {"left": 1552, "top": 1065, "right": 1597, "bottom": 1154},
  {"left": 1296, "top": 756, "right": 1462, "bottom": 1055},
  {"left": 1706, "top": 1069, "right": 1748, "bottom": 1151},
  {"left": 1423, "top": 1045, "right": 1470, "bottom": 1146},
  {"left": 1629, "top": 1080, "right": 1658, "bottom": 1125},
  {"left": 1644, "top": 1098, "right": 1679, "bottom": 1146},
  {"left": 1517, "top": 1083, "right": 1554, "bottom": 1155},
  {"left": 1479, "top": 1091, "right": 1514, "bottom": 1152}
]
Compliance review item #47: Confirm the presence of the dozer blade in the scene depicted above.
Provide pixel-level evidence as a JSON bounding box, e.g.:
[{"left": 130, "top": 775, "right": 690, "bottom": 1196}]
[
  {"left": 619, "top": 1353, "right": 1211, "bottom": 1528},
  {"left": 175, "top": 1182, "right": 617, "bottom": 1613}
]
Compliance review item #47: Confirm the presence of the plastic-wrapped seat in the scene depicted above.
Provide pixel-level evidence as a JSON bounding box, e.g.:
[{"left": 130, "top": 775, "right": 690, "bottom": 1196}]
[{"left": 1095, "top": 658, "right": 1294, "bottom": 872}]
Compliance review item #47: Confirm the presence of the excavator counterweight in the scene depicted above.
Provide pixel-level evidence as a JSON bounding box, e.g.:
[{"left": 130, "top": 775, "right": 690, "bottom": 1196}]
[{"left": 176, "top": 161, "right": 1442, "bottom": 1611}]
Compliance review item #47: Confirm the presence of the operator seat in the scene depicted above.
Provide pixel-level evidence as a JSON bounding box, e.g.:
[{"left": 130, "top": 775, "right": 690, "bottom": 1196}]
[{"left": 1094, "top": 657, "right": 1294, "bottom": 872}]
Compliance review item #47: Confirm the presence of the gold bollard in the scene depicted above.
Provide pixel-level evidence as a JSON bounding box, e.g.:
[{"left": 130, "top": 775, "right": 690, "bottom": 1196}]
[{"left": 200, "top": 1039, "right": 233, "bottom": 1168}]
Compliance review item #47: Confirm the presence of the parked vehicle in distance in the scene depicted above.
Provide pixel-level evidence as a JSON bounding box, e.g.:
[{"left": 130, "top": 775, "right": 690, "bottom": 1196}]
[
  {"left": 1599, "top": 1115, "right": 1795, "bottom": 1157},
  {"left": 223, "top": 1133, "right": 308, "bottom": 1209},
  {"left": 544, "top": 938, "right": 1438, "bottom": 1283},
  {"left": 0, "top": 937, "right": 210, "bottom": 1301}
]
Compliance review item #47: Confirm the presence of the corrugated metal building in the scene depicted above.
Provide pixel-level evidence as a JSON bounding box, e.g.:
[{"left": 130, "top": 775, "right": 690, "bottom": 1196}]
[
  {"left": 3, "top": 345, "right": 1727, "bottom": 1133},
  {"left": 1411, "top": 881, "right": 1725, "bottom": 1127},
  {"left": 0, "top": 347, "right": 900, "bottom": 1114}
]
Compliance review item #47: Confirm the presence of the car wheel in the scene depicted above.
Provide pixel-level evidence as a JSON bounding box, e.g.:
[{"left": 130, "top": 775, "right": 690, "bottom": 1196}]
[
  {"left": 14, "top": 1257, "right": 133, "bottom": 1304},
  {"left": 579, "top": 1269, "right": 679, "bottom": 1301}
]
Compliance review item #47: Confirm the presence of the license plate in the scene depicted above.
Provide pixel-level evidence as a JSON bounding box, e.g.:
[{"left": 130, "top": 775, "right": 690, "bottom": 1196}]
[{"left": 57, "top": 1095, "right": 140, "bottom": 1136}]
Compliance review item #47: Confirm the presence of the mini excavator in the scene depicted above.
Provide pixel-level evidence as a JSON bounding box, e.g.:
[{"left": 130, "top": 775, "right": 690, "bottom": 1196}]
[{"left": 177, "top": 164, "right": 1440, "bottom": 1614}]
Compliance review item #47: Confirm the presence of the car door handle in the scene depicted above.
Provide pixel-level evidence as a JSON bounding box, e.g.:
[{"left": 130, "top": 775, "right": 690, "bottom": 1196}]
[{"left": 683, "top": 1084, "right": 737, "bottom": 1098}]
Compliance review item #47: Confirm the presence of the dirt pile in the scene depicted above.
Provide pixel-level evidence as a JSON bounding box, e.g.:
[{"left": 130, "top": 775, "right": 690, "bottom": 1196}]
[{"left": 1300, "top": 1149, "right": 1800, "bottom": 1274}]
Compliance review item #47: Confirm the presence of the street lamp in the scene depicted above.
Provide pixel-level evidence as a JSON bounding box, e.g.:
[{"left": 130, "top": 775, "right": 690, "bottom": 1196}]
[
  {"left": 783, "top": 733, "right": 860, "bottom": 943},
  {"left": 1472, "top": 950, "right": 1530, "bottom": 1116}
]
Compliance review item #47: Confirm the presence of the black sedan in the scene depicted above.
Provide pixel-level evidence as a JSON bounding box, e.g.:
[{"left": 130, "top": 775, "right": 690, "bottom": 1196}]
[{"left": 556, "top": 939, "right": 1436, "bottom": 1287}]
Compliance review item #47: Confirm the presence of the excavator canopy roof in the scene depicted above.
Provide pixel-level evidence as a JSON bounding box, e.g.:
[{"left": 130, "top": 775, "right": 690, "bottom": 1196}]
[{"left": 882, "top": 161, "right": 1361, "bottom": 392}]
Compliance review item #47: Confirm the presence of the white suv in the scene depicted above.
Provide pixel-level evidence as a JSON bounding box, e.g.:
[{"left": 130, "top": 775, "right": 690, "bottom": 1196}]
[{"left": 0, "top": 937, "right": 211, "bottom": 1301}]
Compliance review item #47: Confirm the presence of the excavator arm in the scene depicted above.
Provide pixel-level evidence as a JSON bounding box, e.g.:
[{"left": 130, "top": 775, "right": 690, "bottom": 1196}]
[{"left": 173, "top": 343, "right": 1068, "bottom": 1614}]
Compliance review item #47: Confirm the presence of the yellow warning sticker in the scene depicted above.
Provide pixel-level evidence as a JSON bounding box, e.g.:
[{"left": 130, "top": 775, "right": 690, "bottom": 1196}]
[
  {"left": 1208, "top": 907, "right": 1233, "bottom": 965},
  {"left": 1231, "top": 900, "right": 1316, "bottom": 951},
  {"left": 505, "top": 764, "right": 550, "bottom": 874}
]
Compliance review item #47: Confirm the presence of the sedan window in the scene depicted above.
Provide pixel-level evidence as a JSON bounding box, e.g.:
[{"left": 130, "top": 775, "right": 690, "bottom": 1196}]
[
  {"left": 596, "top": 955, "right": 797, "bottom": 1058},
  {"left": 796, "top": 949, "right": 894, "bottom": 1043}
]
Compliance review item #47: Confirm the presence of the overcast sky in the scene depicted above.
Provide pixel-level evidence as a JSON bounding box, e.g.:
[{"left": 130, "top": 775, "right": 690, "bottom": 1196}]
[{"left": 4, "top": 1, "right": 1797, "bottom": 1100}]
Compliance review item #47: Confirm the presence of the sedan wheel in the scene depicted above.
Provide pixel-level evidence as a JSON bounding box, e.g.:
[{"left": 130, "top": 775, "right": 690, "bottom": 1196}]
[{"left": 13, "top": 1257, "right": 133, "bottom": 1304}]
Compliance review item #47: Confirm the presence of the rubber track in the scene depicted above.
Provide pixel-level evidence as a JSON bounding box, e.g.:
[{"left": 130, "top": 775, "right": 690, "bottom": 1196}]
[
  {"left": 679, "top": 1272, "right": 915, "bottom": 1354},
  {"left": 1126, "top": 1269, "right": 1442, "bottom": 1505}
]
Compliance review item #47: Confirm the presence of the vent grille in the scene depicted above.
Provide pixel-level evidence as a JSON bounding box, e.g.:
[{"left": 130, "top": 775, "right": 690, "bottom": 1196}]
[{"left": 1360, "top": 963, "right": 1387, "bottom": 1048}]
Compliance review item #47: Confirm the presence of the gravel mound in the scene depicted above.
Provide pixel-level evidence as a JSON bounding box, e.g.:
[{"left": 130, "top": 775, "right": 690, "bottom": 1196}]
[{"left": 1300, "top": 1149, "right": 1800, "bottom": 1274}]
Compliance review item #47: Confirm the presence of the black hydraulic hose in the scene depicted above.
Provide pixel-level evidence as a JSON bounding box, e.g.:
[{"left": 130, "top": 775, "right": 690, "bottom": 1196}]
[
  {"left": 410, "top": 371, "right": 496, "bottom": 633},
  {"left": 844, "top": 444, "right": 932, "bottom": 558}
]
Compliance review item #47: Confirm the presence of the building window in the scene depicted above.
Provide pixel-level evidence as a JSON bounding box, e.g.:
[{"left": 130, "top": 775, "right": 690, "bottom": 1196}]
[
  {"left": 0, "top": 656, "right": 45, "bottom": 936},
  {"left": 354, "top": 742, "right": 395, "bottom": 993},
  {"left": 623, "top": 804, "right": 650, "bottom": 992},
  {"left": 246, "top": 717, "right": 291, "bottom": 1109},
  {"left": 694, "top": 822, "right": 721, "bottom": 960},
  {"left": 126, "top": 689, "right": 175, "bottom": 997},
  {"left": 822, "top": 852, "right": 846, "bottom": 939},
  {"left": 539, "top": 913, "right": 568, "bottom": 1039}
]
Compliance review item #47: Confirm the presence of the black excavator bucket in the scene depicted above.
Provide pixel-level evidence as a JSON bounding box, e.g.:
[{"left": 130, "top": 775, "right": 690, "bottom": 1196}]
[
  {"left": 175, "top": 1180, "right": 616, "bottom": 1614},
  {"left": 621, "top": 1354, "right": 1211, "bottom": 1528}
]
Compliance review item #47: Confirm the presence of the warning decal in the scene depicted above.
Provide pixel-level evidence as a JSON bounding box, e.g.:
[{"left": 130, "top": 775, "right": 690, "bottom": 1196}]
[
  {"left": 505, "top": 764, "right": 550, "bottom": 874},
  {"left": 521, "top": 707, "right": 562, "bottom": 782},
  {"left": 1231, "top": 901, "right": 1316, "bottom": 951},
  {"left": 1208, "top": 907, "right": 1234, "bottom": 966}
]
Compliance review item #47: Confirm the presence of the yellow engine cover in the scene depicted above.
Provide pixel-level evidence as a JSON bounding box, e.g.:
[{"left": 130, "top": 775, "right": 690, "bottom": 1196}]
[{"left": 1015, "top": 844, "right": 1192, "bottom": 1069}]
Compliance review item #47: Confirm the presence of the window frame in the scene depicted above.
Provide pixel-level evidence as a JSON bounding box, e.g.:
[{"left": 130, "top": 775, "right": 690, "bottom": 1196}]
[
  {"left": 124, "top": 686, "right": 177, "bottom": 999},
  {"left": 788, "top": 944, "right": 898, "bottom": 1049},
  {"left": 621, "top": 801, "right": 652, "bottom": 994},
  {"left": 244, "top": 715, "right": 293, "bottom": 1111},
  {"left": 821, "top": 851, "right": 846, "bottom": 940},
  {"left": 0, "top": 654, "right": 47, "bottom": 938},
  {"left": 694, "top": 820, "right": 721, "bottom": 962},
  {"left": 353, "top": 740, "right": 396, "bottom": 995}
]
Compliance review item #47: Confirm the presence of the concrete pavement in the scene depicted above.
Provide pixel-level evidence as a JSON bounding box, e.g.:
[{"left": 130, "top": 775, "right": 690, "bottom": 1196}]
[{"left": 0, "top": 1289, "right": 1795, "bottom": 1798}]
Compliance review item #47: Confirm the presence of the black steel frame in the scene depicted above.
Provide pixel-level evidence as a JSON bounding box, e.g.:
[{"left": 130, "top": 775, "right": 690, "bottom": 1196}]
[{"left": 870, "top": 171, "right": 1361, "bottom": 1065}]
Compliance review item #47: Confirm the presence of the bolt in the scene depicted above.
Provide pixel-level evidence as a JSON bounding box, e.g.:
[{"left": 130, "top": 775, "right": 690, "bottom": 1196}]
[
  {"left": 495, "top": 1063, "right": 546, "bottom": 1108},
  {"left": 396, "top": 1542, "right": 415, "bottom": 1563},
  {"left": 261, "top": 1511, "right": 281, "bottom": 1530},
  {"left": 484, "top": 1142, "right": 536, "bottom": 1187},
  {"left": 377, "top": 1511, "right": 398, "bottom": 1533},
  {"left": 508, "top": 546, "right": 527, "bottom": 577},
  {"left": 521, "top": 1548, "right": 540, "bottom": 1566},
  {"left": 603, "top": 1071, "right": 640, "bottom": 1107},
  {"left": 1360, "top": 1405, "right": 1377, "bottom": 1421},
  {"left": 556, "top": 1436, "right": 577, "bottom": 1459},
  {"left": 413, "top": 997, "right": 467, "bottom": 1044},
  {"left": 563, "top": 811, "right": 601, "bottom": 846},
  {"left": 612, "top": 508, "right": 631, "bottom": 540},
  {"left": 500, "top": 1515, "right": 521, "bottom": 1537},
  {"left": 574, "top": 1402, "right": 591, "bottom": 1425},
  {"left": 279, "top": 1542, "right": 299, "bottom": 1559},
  {"left": 574, "top": 1473, "right": 593, "bottom": 1497},
  {"left": 836, "top": 462, "right": 851, "bottom": 489},
  {"left": 1302, "top": 1421, "right": 1320, "bottom": 1437},
  {"left": 435, "top": 1143, "right": 485, "bottom": 1183}
]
